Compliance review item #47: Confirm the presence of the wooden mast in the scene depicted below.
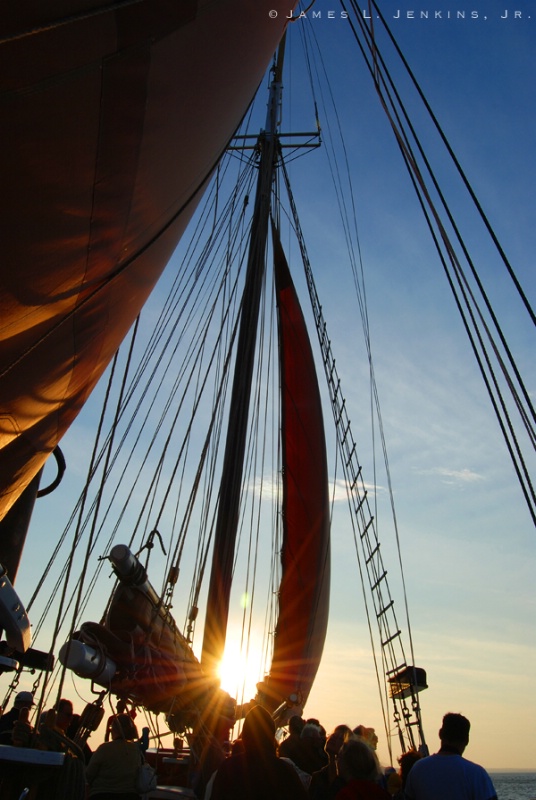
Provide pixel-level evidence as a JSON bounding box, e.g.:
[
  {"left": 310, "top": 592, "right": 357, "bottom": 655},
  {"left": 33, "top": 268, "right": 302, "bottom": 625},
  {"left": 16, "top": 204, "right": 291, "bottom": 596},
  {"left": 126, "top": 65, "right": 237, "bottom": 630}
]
[{"left": 201, "top": 41, "right": 286, "bottom": 677}]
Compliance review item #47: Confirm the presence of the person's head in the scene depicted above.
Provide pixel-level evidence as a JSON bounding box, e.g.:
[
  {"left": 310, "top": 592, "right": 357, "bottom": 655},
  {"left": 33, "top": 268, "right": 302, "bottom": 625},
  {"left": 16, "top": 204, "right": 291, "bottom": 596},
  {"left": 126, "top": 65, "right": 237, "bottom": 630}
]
[
  {"left": 55, "top": 698, "right": 74, "bottom": 732},
  {"left": 14, "top": 691, "right": 35, "bottom": 710},
  {"left": 439, "top": 713, "right": 470, "bottom": 754},
  {"left": 67, "top": 713, "right": 81, "bottom": 739},
  {"left": 386, "top": 768, "right": 403, "bottom": 795},
  {"left": 353, "top": 724, "right": 378, "bottom": 750},
  {"left": 288, "top": 715, "right": 305, "bottom": 736},
  {"left": 241, "top": 705, "right": 276, "bottom": 757},
  {"left": 111, "top": 713, "right": 139, "bottom": 741},
  {"left": 325, "top": 724, "right": 353, "bottom": 757},
  {"left": 336, "top": 739, "right": 381, "bottom": 783},
  {"left": 301, "top": 721, "right": 323, "bottom": 743},
  {"left": 398, "top": 749, "right": 422, "bottom": 785}
]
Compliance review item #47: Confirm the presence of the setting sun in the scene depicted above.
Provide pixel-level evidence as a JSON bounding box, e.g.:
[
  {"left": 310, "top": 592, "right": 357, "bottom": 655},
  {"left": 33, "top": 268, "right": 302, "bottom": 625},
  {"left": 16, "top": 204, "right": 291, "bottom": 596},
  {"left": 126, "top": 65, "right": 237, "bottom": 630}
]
[{"left": 217, "top": 628, "right": 265, "bottom": 703}]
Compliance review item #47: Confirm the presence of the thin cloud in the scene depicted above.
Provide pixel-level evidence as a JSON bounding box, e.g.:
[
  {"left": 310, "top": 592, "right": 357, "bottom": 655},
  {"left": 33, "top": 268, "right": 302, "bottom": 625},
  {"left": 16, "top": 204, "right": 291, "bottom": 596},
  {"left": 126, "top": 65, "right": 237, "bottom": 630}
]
[
  {"left": 330, "top": 477, "right": 384, "bottom": 502},
  {"left": 419, "top": 466, "right": 485, "bottom": 485},
  {"left": 245, "top": 476, "right": 383, "bottom": 501}
]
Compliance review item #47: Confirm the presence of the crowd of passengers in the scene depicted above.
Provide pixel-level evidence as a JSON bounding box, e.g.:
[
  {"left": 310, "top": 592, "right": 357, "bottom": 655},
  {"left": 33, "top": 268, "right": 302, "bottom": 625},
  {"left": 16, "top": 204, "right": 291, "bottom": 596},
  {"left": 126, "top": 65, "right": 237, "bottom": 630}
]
[{"left": 0, "top": 691, "right": 497, "bottom": 800}]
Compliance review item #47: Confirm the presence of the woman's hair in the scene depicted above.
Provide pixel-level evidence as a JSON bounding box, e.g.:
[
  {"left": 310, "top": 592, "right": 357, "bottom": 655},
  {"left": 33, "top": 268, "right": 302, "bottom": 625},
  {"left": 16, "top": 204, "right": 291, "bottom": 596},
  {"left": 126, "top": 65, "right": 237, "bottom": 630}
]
[
  {"left": 325, "top": 724, "right": 354, "bottom": 756},
  {"left": 332, "top": 724, "right": 353, "bottom": 737},
  {"left": 337, "top": 738, "right": 381, "bottom": 782},
  {"left": 112, "top": 713, "right": 139, "bottom": 741},
  {"left": 398, "top": 749, "right": 422, "bottom": 785},
  {"left": 241, "top": 705, "right": 276, "bottom": 756}
]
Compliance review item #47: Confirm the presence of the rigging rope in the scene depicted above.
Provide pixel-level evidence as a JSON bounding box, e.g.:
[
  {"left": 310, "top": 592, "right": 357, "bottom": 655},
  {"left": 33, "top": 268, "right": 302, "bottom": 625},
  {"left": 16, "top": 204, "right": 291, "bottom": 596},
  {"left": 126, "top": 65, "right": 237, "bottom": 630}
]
[
  {"left": 291, "top": 18, "right": 428, "bottom": 751},
  {"left": 340, "top": 0, "right": 536, "bottom": 525},
  {"left": 24, "top": 151, "right": 258, "bottom": 651},
  {"left": 281, "top": 153, "right": 426, "bottom": 754}
]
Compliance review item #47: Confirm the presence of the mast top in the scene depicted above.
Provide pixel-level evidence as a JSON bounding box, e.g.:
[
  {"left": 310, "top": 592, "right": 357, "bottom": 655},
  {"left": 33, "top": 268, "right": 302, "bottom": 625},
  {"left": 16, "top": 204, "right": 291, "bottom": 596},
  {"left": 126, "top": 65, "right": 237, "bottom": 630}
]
[{"left": 264, "top": 35, "right": 286, "bottom": 136}]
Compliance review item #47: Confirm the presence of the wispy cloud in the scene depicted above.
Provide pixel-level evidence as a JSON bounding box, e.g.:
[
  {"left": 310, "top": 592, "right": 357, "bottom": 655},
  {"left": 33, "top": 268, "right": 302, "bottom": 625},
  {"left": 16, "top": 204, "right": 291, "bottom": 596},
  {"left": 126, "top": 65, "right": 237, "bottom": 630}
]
[
  {"left": 244, "top": 475, "right": 383, "bottom": 501},
  {"left": 329, "top": 477, "right": 384, "bottom": 502},
  {"left": 421, "top": 467, "right": 485, "bottom": 485}
]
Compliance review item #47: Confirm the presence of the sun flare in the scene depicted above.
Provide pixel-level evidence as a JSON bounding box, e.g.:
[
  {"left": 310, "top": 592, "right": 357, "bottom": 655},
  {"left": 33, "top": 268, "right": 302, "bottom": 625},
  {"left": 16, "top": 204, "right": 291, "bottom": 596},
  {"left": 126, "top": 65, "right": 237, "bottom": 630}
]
[{"left": 217, "top": 630, "right": 265, "bottom": 702}]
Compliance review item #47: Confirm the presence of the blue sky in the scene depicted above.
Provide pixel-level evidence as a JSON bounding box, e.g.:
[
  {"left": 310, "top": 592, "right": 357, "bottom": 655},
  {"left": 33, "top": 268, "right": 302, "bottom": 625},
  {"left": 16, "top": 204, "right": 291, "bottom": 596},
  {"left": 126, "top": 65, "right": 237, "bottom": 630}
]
[
  {"left": 289, "top": 3, "right": 536, "bottom": 770},
  {"left": 7, "top": 0, "right": 535, "bottom": 772}
]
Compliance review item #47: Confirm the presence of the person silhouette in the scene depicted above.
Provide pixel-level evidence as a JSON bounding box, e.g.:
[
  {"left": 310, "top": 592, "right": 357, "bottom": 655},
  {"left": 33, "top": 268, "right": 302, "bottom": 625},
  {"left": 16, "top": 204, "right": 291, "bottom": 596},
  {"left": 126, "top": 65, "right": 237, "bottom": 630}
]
[
  {"left": 210, "top": 705, "right": 307, "bottom": 800},
  {"left": 334, "top": 738, "right": 390, "bottom": 800},
  {"left": 404, "top": 713, "right": 497, "bottom": 800},
  {"left": 0, "top": 691, "right": 35, "bottom": 744}
]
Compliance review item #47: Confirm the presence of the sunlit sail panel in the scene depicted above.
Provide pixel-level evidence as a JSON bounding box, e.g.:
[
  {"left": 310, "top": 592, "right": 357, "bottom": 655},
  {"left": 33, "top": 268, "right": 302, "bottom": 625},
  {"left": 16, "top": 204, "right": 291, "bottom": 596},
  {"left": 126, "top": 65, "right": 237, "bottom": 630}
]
[
  {"left": 257, "top": 224, "right": 330, "bottom": 714},
  {"left": 0, "top": 1, "right": 297, "bottom": 524}
]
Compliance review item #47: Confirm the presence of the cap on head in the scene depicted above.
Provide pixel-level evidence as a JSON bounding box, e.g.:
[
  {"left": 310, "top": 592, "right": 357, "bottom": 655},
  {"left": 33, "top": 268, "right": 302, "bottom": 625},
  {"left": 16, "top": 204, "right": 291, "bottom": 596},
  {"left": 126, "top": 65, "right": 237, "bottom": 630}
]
[{"left": 14, "top": 691, "right": 35, "bottom": 707}]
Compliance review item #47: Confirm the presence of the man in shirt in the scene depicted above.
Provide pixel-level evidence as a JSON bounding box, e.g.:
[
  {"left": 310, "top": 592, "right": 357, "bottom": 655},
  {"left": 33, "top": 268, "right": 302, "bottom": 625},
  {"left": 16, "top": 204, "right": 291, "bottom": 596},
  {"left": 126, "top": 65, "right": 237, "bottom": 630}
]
[
  {"left": 404, "top": 712, "right": 497, "bottom": 800},
  {"left": 0, "top": 690, "right": 34, "bottom": 744}
]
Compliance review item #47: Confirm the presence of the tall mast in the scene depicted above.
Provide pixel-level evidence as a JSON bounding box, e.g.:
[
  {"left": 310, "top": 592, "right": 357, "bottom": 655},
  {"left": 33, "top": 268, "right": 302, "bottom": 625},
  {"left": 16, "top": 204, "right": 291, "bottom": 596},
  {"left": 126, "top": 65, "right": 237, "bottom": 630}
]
[{"left": 201, "top": 41, "right": 286, "bottom": 676}]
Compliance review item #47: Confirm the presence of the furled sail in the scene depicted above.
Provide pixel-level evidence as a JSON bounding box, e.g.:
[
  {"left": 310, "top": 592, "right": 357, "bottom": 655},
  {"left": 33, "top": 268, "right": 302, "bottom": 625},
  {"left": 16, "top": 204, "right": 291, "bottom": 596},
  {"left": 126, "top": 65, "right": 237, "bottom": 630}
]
[
  {"left": 0, "top": 1, "right": 297, "bottom": 527},
  {"left": 60, "top": 545, "right": 232, "bottom": 735},
  {"left": 257, "top": 223, "right": 330, "bottom": 715}
]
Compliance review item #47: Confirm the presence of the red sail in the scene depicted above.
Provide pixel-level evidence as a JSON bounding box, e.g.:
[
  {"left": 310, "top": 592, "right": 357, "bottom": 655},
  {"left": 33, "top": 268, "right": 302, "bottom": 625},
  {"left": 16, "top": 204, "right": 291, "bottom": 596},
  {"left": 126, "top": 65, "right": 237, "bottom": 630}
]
[
  {"left": 259, "top": 225, "right": 330, "bottom": 711},
  {"left": 0, "top": 1, "right": 297, "bottom": 523}
]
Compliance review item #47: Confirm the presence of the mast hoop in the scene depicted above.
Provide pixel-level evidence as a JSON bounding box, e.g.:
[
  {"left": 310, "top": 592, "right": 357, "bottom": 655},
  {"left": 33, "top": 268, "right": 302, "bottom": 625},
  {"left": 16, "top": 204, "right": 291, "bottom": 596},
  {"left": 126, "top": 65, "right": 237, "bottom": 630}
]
[{"left": 36, "top": 447, "right": 66, "bottom": 498}]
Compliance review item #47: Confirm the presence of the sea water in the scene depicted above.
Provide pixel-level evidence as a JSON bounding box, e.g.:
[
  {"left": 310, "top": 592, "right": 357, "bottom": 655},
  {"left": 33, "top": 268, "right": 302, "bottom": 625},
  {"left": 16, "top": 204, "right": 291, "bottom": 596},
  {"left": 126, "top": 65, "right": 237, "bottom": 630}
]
[{"left": 490, "top": 772, "right": 536, "bottom": 800}]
